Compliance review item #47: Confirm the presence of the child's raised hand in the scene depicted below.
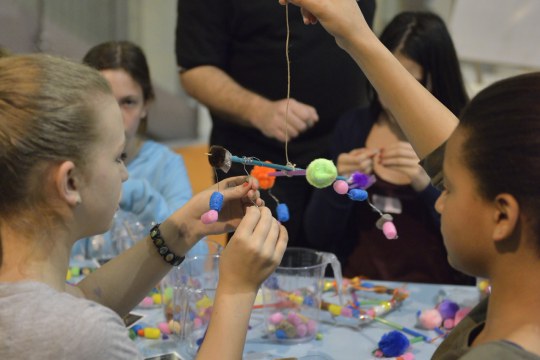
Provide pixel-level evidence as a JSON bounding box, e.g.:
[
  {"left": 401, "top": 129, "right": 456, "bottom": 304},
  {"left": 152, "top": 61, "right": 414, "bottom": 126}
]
[
  {"left": 218, "top": 206, "right": 288, "bottom": 293},
  {"left": 337, "top": 148, "right": 378, "bottom": 177},
  {"left": 170, "top": 176, "right": 264, "bottom": 240},
  {"left": 278, "top": 0, "right": 372, "bottom": 50}
]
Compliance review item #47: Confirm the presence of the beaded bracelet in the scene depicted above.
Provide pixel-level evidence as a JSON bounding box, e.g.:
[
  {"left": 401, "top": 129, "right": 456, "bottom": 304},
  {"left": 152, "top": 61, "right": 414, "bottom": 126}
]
[{"left": 149, "top": 223, "right": 184, "bottom": 266}]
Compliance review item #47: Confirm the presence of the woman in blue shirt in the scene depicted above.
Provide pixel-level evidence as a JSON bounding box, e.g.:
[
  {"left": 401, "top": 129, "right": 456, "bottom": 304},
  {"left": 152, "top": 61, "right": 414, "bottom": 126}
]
[{"left": 73, "top": 41, "right": 205, "bottom": 260}]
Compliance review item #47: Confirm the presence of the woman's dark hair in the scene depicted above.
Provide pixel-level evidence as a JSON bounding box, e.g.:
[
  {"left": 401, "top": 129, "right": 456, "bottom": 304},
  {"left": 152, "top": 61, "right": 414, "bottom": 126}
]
[
  {"left": 459, "top": 72, "right": 540, "bottom": 247},
  {"left": 83, "top": 41, "right": 155, "bottom": 135},
  {"left": 372, "top": 11, "right": 468, "bottom": 116}
]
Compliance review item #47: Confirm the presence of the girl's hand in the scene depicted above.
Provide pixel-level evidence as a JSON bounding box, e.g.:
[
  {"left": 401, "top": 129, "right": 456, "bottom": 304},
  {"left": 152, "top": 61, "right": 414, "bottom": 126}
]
[
  {"left": 218, "top": 206, "right": 288, "bottom": 293},
  {"left": 278, "top": 0, "right": 372, "bottom": 50},
  {"left": 336, "top": 147, "right": 378, "bottom": 177},
  {"left": 169, "top": 176, "right": 263, "bottom": 242},
  {"left": 379, "top": 142, "right": 431, "bottom": 191}
]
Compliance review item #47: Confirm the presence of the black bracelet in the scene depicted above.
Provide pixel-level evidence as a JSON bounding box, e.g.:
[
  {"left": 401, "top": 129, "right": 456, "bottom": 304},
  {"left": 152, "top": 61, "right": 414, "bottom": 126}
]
[{"left": 149, "top": 223, "right": 184, "bottom": 267}]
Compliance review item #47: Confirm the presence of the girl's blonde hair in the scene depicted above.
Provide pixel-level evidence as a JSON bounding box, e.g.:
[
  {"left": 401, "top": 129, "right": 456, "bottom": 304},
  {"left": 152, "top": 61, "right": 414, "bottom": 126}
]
[{"left": 0, "top": 54, "right": 112, "bottom": 265}]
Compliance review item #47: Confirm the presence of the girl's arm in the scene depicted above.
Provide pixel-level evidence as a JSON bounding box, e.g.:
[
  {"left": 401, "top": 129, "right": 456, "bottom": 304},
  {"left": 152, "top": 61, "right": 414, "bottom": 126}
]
[
  {"left": 72, "top": 176, "right": 263, "bottom": 316},
  {"left": 281, "top": 0, "right": 459, "bottom": 159}
]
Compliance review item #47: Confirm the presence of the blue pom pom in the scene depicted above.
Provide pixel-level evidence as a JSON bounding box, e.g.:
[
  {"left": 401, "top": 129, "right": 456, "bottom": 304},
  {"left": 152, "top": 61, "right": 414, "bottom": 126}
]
[
  {"left": 348, "top": 189, "right": 368, "bottom": 201},
  {"left": 276, "top": 203, "right": 290, "bottom": 222},
  {"left": 303, "top": 296, "right": 315, "bottom": 306},
  {"left": 264, "top": 275, "right": 279, "bottom": 290},
  {"left": 209, "top": 191, "right": 224, "bottom": 211},
  {"left": 275, "top": 329, "right": 288, "bottom": 339},
  {"left": 378, "top": 330, "right": 410, "bottom": 357}
]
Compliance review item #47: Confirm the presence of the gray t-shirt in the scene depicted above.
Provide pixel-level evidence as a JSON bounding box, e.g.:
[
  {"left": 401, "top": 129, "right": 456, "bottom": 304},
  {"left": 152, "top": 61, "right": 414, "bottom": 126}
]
[{"left": 0, "top": 281, "right": 142, "bottom": 359}]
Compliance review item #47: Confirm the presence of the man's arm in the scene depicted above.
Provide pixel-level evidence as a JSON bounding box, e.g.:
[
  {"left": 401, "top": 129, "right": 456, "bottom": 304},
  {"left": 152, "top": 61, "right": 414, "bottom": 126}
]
[{"left": 180, "top": 65, "right": 318, "bottom": 142}]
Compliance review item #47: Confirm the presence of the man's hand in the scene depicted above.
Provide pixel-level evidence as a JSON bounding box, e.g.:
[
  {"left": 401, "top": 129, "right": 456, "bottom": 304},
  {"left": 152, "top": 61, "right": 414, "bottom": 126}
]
[{"left": 252, "top": 98, "right": 318, "bottom": 142}]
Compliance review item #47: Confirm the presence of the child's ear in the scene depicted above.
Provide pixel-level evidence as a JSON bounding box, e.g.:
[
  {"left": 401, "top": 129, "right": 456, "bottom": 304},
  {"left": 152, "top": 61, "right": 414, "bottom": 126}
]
[
  {"left": 492, "top": 193, "right": 519, "bottom": 241},
  {"left": 55, "top": 161, "right": 82, "bottom": 207}
]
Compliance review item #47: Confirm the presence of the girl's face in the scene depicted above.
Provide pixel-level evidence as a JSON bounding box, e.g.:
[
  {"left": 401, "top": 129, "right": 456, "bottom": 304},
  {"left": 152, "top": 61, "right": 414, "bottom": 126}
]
[
  {"left": 435, "top": 129, "right": 494, "bottom": 276},
  {"left": 79, "top": 95, "right": 129, "bottom": 237},
  {"left": 100, "top": 69, "right": 148, "bottom": 143}
]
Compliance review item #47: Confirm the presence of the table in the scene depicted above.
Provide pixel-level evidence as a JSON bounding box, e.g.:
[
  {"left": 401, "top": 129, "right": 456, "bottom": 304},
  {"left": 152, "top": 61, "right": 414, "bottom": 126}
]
[{"left": 133, "top": 281, "right": 480, "bottom": 360}]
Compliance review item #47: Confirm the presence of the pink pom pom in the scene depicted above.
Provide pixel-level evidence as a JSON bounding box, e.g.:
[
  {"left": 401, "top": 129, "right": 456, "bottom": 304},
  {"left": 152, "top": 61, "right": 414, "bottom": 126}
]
[
  {"left": 269, "top": 312, "right": 285, "bottom": 325},
  {"left": 287, "top": 312, "right": 302, "bottom": 326},
  {"left": 340, "top": 307, "right": 353, "bottom": 317},
  {"left": 400, "top": 352, "right": 415, "bottom": 360},
  {"left": 193, "top": 317, "right": 203, "bottom": 329},
  {"left": 417, "top": 309, "right": 442, "bottom": 330},
  {"left": 158, "top": 322, "right": 171, "bottom": 335},
  {"left": 139, "top": 296, "right": 154, "bottom": 307},
  {"left": 382, "top": 221, "right": 398, "bottom": 239},
  {"left": 454, "top": 307, "right": 471, "bottom": 326},
  {"left": 307, "top": 319, "right": 317, "bottom": 335},
  {"left": 443, "top": 318, "right": 455, "bottom": 329},
  {"left": 296, "top": 323, "right": 308, "bottom": 337},
  {"left": 333, "top": 180, "right": 349, "bottom": 194},
  {"left": 201, "top": 209, "right": 218, "bottom": 224}
]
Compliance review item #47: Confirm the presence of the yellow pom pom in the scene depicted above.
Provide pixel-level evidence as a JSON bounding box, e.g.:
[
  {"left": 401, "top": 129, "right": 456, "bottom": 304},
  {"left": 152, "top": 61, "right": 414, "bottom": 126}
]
[{"left": 328, "top": 304, "right": 342, "bottom": 317}]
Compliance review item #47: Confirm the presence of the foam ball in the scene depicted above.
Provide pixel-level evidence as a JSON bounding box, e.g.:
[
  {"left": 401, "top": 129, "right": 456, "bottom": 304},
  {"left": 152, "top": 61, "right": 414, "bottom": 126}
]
[
  {"left": 307, "top": 319, "right": 318, "bottom": 335},
  {"left": 158, "top": 322, "right": 171, "bottom": 335},
  {"left": 454, "top": 307, "right": 472, "bottom": 326},
  {"left": 296, "top": 323, "right": 308, "bottom": 338},
  {"left": 351, "top": 172, "right": 372, "bottom": 188},
  {"left": 250, "top": 163, "right": 276, "bottom": 190},
  {"left": 382, "top": 221, "right": 398, "bottom": 239},
  {"left": 306, "top": 159, "right": 338, "bottom": 188},
  {"left": 139, "top": 296, "right": 154, "bottom": 307},
  {"left": 276, "top": 203, "right": 290, "bottom": 222},
  {"left": 401, "top": 352, "right": 415, "bottom": 360},
  {"left": 333, "top": 180, "right": 349, "bottom": 194},
  {"left": 201, "top": 210, "right": 218, "bottom": 224},
  {"left": 348, "top": 188, "right": 368, "bottom": 201},
  {"left": 269, "top": 312, "right": 285, "bottom": 325},
  {"left": 437, "top": 299, "right": 459, "bottom": 320},
  {"left": 209, "top": 191, "right": 224, "bottom": 211},
  {"left": 443, "top": 318, "right": 455, "bottom": 329},
  {"left": 417, "top": 308, "right": 442, "bottom": 330},
  {"left": 378, "top": 330, "right": 410, "bottom": 357}
]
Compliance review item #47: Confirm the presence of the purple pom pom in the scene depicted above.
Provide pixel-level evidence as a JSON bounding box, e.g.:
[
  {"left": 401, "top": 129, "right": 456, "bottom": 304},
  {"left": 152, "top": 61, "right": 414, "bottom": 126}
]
[
  {"left": 437, "top": 300, "right": 459, "bottom": 320},
  {"left": 378, "top": 330, "right": 410, "bottom": 357},
  {"left": 350, "top": 172, "right": 376, "bottom": 189}
]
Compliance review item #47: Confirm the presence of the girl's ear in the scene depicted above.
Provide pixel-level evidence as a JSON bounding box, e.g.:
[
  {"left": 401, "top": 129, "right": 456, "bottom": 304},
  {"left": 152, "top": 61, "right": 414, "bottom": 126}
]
[
  {"left": 55, "top": 161, "right": 82, "bottom": 207},
  {"left": 492, "top": 193, "right": 519, "bottom": 241}
]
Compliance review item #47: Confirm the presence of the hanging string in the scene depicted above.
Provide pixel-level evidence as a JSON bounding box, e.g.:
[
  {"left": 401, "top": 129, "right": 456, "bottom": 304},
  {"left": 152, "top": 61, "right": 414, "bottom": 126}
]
[{"left": 284, "top": 3, "right": 294, "bottom": 168}]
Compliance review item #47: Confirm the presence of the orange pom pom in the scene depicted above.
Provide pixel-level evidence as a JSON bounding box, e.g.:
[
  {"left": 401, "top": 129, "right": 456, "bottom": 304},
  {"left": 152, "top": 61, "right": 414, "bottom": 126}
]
[{"left": 250, "top": 162, "right": 276, "bottom": 190}]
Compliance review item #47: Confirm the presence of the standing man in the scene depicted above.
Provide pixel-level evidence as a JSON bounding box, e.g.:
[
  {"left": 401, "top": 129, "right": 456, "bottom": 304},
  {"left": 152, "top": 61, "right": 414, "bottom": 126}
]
[{"left": 176, "top": 0, "right": 376, "bottom": 247}]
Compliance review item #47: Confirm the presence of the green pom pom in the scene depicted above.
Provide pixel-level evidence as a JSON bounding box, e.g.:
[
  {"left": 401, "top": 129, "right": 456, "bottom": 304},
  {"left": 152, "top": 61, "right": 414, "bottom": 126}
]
[{"left": 306, "top": 158, "right": 338, "bottom": 188}]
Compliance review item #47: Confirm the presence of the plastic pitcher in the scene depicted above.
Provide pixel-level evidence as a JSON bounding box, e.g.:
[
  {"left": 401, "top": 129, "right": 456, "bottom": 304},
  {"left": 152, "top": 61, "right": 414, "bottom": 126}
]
[
  {"left": 261, "top": 247, "right": 343, "bottom": 343},
  {"left": 173, "top": 254, "right": 220, "bottom": 359}
]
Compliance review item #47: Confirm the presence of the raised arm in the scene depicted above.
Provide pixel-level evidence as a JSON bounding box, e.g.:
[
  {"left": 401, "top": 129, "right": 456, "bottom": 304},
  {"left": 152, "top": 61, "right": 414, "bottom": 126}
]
[{"left": 280, "top": 0, "right": 459, "bottom": 159}]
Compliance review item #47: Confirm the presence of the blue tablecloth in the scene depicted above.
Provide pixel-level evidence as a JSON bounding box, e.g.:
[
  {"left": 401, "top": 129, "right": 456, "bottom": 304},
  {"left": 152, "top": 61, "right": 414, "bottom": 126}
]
[{"left": 133, "top": 281, "right": 480, "bottom": 360}]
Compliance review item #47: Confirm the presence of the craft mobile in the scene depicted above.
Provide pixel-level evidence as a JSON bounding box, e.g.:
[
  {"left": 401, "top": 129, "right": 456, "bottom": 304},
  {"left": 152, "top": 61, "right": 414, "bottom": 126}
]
[{"left": 203, "top": 145, "right": 398, "bottom": 240}]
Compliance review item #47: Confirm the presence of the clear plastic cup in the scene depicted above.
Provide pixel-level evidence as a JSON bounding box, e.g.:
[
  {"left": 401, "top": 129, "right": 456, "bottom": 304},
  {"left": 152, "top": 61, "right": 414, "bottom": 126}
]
[{"left": 261, "top": 247, "right": 343, "bottom": 343}]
